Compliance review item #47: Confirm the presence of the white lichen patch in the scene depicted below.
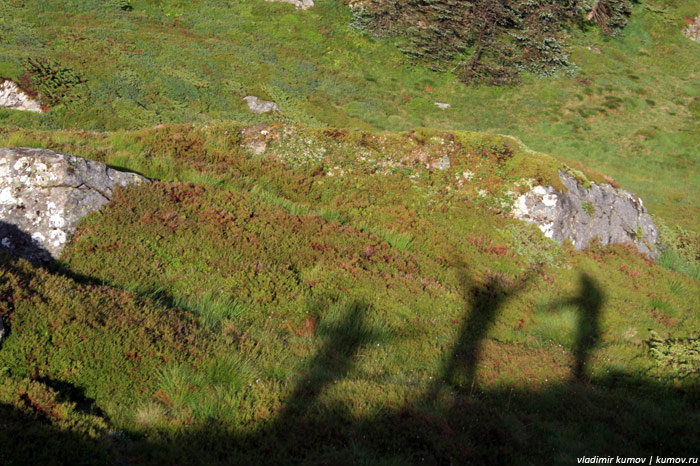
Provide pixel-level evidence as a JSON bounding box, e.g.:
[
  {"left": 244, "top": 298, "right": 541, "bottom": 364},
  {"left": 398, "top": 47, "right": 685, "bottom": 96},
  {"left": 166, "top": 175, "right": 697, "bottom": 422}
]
[{"left": 0, "top": 80, "right": 42, "bottom": 112}]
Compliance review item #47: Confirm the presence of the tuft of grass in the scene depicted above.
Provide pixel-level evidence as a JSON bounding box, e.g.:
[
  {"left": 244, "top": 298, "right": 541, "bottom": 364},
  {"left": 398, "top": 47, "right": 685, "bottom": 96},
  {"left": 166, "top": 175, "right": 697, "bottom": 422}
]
[
  {"left": 533, "top": 304, "right": 578, "bottom": 349},
  {"left": 173, "top": 292, "right": 248, "bottom": 332},
  {"left": 358, "top": 222, "right": 414, "bottom": 251}
]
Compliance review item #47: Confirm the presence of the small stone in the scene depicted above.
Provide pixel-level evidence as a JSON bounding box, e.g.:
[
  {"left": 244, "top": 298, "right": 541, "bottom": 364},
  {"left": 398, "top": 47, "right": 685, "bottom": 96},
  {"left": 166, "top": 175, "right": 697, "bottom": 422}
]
[
  {"left": 682, "top": 16, "right": 700, "bottom": 42},
  {"left": 243, "top": 96, "right": 280, "bottom": 114},
  {"left": 430, "top": 155, "right": 451, "bottom": 170},
  {"left": 434, "top": 102, "right": 451, "bottom": 110},
  {"left": 266, "top": 0, "right": 314, "bottom": 10}
]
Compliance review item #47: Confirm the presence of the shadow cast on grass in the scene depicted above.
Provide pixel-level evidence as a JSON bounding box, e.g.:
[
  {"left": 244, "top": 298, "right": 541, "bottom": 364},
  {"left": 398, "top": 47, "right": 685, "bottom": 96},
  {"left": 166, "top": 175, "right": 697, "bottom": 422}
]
[{"left": 2, "top": 255, "right": 698, "bottom": 465}]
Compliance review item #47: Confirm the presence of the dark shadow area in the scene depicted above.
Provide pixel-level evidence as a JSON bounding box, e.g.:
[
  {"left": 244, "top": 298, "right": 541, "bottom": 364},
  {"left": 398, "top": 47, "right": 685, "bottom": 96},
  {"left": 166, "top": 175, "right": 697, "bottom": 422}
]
[
  {"left": 36, "top": 377, "right": 106, "bottom": 419},
  {"left": 441, "top": 266, "right": 535, "bottom": 393},
  {"left": 2, "top": 257, "right": 699, "bottom": 465},
  {"left": 0, "top": 221, "right": 53, "bottom": 263},
  {"left": 0, "top": 403, "right": 110, "bottom": 466}
]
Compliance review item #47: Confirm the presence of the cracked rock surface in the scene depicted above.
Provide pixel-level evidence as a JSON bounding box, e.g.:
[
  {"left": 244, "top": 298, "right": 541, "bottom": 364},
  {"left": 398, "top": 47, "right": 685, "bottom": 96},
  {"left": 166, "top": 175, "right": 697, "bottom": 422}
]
[
  {"left": 0, "top": 148, "right": 148, "bottom": 262},
  {"left": 512, "top": 170, "right": 658, "bottom": 257}
]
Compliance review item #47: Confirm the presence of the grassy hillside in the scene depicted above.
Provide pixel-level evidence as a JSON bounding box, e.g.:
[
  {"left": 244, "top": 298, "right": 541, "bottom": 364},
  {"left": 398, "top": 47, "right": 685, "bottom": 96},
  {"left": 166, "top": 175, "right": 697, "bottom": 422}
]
[
  {"left": 1, "top": 124, "right": 699, "bottom": 464},
  {"left": 0, "top": 0, "right": 699, "bottom": 464},
  {"left": 0, "top": 0, "right": 698, "bottom": 231}
]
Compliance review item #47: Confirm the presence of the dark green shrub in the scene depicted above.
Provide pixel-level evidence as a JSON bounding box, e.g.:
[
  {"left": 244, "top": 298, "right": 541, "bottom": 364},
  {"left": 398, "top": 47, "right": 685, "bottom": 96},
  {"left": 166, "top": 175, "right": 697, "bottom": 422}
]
[
  {"left": 351, "top": 0, "right": 635, "bottom": 85},
  {"left": 25, "top": 58, "right": 85, "bottom": 108}
]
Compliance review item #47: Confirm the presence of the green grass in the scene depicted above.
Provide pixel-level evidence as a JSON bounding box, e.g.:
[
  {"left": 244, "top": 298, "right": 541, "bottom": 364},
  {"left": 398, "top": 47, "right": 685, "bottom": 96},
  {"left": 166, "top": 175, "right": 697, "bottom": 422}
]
[
  {"left": 0, "top": 0, "right": 699, "bottom": 463},
  {"left": 0, "top": 0, "right": 697, "bottom": 231},
  {"left": 0, "top": 123, "right": 697, "bottom": 463}
]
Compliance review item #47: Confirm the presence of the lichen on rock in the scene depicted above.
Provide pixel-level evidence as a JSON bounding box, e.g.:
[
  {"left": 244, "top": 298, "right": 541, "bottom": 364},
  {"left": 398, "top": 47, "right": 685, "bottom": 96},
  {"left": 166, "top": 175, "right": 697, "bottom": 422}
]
[
  {"left": 512, "top": 170, "right": 658, "bottom": 257},
  {"left": 0, "top": 80, "right": 42, "bottom": 113},
  {"left": 0, "top": 148, "right": 148, "bottom": 262}
]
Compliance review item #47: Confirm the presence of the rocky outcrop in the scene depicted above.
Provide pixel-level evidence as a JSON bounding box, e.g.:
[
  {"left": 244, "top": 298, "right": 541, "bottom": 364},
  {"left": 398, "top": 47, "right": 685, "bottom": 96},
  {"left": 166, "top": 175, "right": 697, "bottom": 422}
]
[
  {"left": 266, "top": 0, "right": 314, "bottom": 10},
  {"left": 0, "top": 80, "right": 42, "bottom": 113},
  {"left": 243, "top": 96, "right": 280, "bottom": 114},
  {"left": 0, "top": 148, "right": 148, "bottom": 262},
  {"left": 683, "top": 16, "right": 700, "bottom": 42},
  {"left": 512, "top": 171, "right": 658, "bottom": 257},
  {"left": 240, "top": 124, "right": 279, "bottom": 155}
]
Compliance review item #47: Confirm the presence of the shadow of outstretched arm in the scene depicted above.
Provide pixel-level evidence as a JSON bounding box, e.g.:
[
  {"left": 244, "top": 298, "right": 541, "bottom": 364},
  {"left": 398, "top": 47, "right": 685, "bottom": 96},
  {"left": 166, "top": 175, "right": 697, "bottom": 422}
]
[{"left": 442, "top": 266, "right": 537, "bottom": 393}]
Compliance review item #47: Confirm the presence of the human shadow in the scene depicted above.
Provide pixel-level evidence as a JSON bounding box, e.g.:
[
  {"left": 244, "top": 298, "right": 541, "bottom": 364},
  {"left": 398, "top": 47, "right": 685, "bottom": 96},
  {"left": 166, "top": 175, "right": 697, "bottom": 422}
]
[
  {"left": 544, "top": 272, "right": 604, "bottom": 381},
  {"left": 571, "top": 273, "right": 603, "bottom": 381},
  {"left": 2, "top": 259, "right": 698, "bottom": 465},
  {"left": 441, "top": 266, "right": 536, "bottom": 393}
]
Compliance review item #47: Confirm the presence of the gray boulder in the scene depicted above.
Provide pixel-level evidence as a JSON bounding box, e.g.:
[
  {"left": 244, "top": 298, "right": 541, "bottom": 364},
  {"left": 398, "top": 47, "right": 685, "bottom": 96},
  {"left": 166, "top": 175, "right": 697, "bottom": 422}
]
[
  {"left": 243, "top": 96, "right": 280, "bottom": 114},
  {"left": 266, "top": 0, "right": 314, "bottom": 10},
  {"left": 0, "top": 80, "right": 42, "bottom": 113},
  {"left": 0, "top": 148, "right": 148, "bottom": 262},
  {"left": 512, "top": 170, "right": 658, "bottom": 257}
]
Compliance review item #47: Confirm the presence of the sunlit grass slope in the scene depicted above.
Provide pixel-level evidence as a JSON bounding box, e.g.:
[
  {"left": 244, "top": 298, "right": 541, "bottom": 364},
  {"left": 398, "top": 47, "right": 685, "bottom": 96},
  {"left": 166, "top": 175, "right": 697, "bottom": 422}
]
[
  {"left": 0, "top": 0, "right": 698, "bottom": 231},
  {"left": 1, "top": 124, "right": 698, "bottom": 464}
]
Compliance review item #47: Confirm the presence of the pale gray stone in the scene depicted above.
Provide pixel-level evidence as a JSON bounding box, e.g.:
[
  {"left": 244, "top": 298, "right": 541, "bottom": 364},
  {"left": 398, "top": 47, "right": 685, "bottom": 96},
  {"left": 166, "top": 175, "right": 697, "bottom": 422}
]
[
  {"left": 430, "top": 155, "right": 451, "bottom": 170},
  {"left": 0, "top": 80, "right": 42, "bottom": 113},
  {"left": 434, "top": 102, "right": 451, "bottom": 110},
  {"left": 266, "top": 0, "right": 314, "bottom": 10},
  {"left": 512, "top": 171, "right": 658, "bottom": 257},
  {"left": 243, "top": 96, "right": 280, "bottom": 114},
  {"left": 0, "top": 148, "right": 148, "bottom": 262}
]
